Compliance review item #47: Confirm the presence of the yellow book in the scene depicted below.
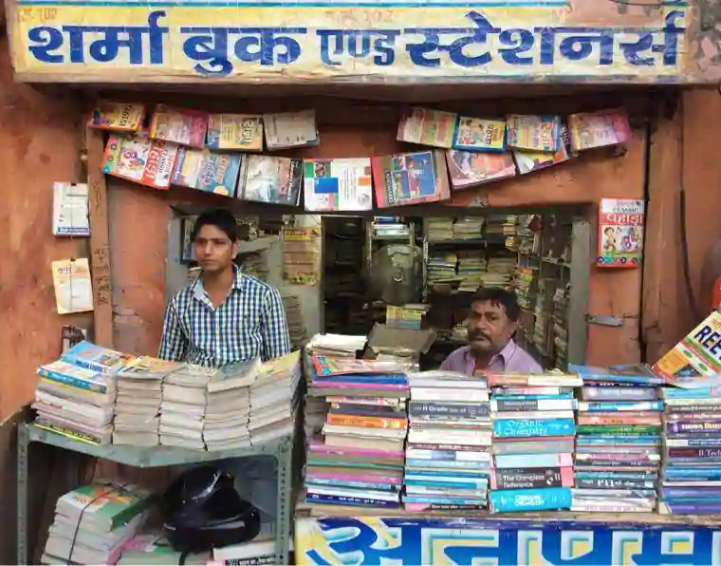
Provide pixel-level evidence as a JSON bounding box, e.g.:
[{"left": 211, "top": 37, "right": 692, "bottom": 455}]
[
  {"left": 207, "top": 114, "right": 263, "bottom": 151},
  {"left": 87, "top": 101, "right": 145, "bottom": 132}
]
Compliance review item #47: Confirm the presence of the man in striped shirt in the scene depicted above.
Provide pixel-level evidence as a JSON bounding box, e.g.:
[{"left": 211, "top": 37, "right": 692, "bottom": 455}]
[{"left": 159, "top": 208, "right": 291, "bottom": 366}]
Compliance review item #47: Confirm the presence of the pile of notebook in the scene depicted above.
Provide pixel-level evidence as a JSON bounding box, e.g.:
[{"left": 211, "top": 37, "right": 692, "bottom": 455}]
[
  {"left": 403, "top": 370, "right": 491, "bottom": 511},
  {"left": 572, "top": 364, "right": 663, "bottom": 513},
  {"left": 41, "top": 483, "right": 152, "bottom": 565},
  {"left": 304, "top": 356, "right": 410, "bottom": 509},
  {"left": 488, "top": 372, "right": 581, "bottom": 513},
  {"left": 33, "top": 341, "right": 134, "bottom": 445}
]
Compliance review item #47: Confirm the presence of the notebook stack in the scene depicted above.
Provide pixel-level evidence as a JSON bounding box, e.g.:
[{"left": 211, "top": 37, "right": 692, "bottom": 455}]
[
  {"left": 248, "top": 351, "right": 302, "bottom": 446},
  {"left": 403, "top": 370, "right": 491, "bottom": 511},
  {"left": 304, "top": 356, "right": 410, "bottom": 509},
  {"left": 488, "top": 372, "right": 582, "bottom": 513},
  {"left": 41, "top": 483, "right": 152, "bottom": 565},
  {"left": 658, "top": 386, "right": 721, "bottom": 514},
  {"left": 33, "top": 341, "right": 132, "bottom": 444},
  {"left": 114, "top": 357, "right": 182, "bottom": 446},
  {"left": 572, "top": 364, "right": 664, "bottom": 513}
]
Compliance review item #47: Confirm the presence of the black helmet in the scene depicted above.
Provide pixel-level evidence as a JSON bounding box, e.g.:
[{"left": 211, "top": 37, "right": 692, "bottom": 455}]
[{"left": 161, "top": 466, "right": 262, "bottom": 563}]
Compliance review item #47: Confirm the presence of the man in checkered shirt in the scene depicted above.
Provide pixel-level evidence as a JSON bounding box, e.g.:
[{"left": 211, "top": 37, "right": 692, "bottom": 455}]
[{"left": 159, "top": 207, "right": 291, "bottom": 366}]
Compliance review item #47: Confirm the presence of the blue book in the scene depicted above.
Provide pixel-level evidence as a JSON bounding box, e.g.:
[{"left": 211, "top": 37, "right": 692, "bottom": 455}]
[
  {"left": 404, "top": 469, "right": 489, "bottom": 479},
  {"left": 37, "top": 360, "right": 111, "bottom": 394},
  {"left": 578, "top": 401, "right": 663, "bottom": 412},
  {"left": 489, "top": 487, "right": 572, "bottom": 512},
  {"left": 493, "top": 418, "right": 575, "bottom": 438},
  {"left": 61, "top": 340, "right": 134, "bottom": 375},
  {"left": 404, "top": 477, "right": 488, "bottom": 490},
  {"left": 570, "top": 364, "right": 663, "bottom": 386}
]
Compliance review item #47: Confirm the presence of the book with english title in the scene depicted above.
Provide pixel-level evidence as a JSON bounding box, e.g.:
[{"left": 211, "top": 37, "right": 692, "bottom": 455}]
[
  {"left": 102, "top": 133, "right": 179, "bottom": 190},
  {"left": 371, "top": 150, "right": 451, "bottom": 208},
  {"left": 207, "top": 114, "right": 264, "bottom": 151},
  {"left": 303, "top": 158, "right": 373, "bottom": 211},
  {"left": 171, "top": 147, "right": 242, "bottom": 197}
]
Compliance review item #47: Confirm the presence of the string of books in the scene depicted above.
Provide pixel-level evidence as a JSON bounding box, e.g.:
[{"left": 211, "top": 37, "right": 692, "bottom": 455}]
[
  {"left": 90, "top": 101, "right": 630, "bottom": 211},
  {"left": 300, "top": 308, "right": 721, "bottom": 514},
  {"left": 33, "top": 341, "right": 300, "bottom": 449}
]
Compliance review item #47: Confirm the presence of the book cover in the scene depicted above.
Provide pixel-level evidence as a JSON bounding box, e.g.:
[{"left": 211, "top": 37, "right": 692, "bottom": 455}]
[
  {"left": 52, "top": 259, "right": 94, "bottom": 315},
  {"left": 38, "top": 360, "right": 111, "bottom": 393},
  {"left": 489, "top": 487, "right": 572, "bottom": 512},
  {"left": 102, "top": 133, "right": 179, "bottom": 190},
  {"left": 597, "top": 198, "right": 644, "bottom": 268},
  {"left": 58, "top": 483, "right": 153, "bottom": 529},
  {"left": 87, "top": 101, "right": 145, "bottom": 132},
  {"left": 506, "top": 114, "right": 561, "bottom": 152},
  {"left": 652, "top": 309, "right": 721, "bottom": 386},
  {"left": 53, "top": 182, "right": 89, "bottom": 237},
  {"left": 207, "top": 114, "right": 263, "bottom": 151},
  {"left": 371, "top": 150, "right": 450, "bottom": 208},
  {"left": 263, "top": 109, "right": 319, "bottom": 150},
  {"left": 239, "top": 155, "right": 302, "bottom": 205},
  {"left": 396, "top": 107, "right": 456, "bottom": 149},
  {"left": 303, "top": 158, "right": 373, "bottom": 212},
  {"left": 148, "top": 105, "right": 208, "bottom": 149},
  {"left": 453, "top": 116, "right": 507, "bottom": 152},
  {"left": 513, "top": 122, "right": 572, "bottom": 175},
  {"left": 446, "top": 150, "right": 516, "bottom": 190},
  {"left": 171, "top": 147, "right": 241, "bottom": 197},
  {"left": 62, "top": 340, "right": 135, "bottom": 375},
  {"left": 570, "top": 363, "right": 663, "bottom": 385},
  {"left": 569, "top": 108, "right": 632, "bottom": 152}
]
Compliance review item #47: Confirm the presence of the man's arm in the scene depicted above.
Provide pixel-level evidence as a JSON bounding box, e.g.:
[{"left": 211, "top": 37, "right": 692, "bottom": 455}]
[
  {"left": 260, "top": 287, "right": 292, "bottom": 361},
  {"left": 158, "top": 301, "right": 188, "bottom": 361}
]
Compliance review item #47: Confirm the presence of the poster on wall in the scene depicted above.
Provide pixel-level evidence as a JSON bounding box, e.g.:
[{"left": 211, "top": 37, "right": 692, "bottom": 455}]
[
  {"left": 596, "top": 198, "right": 644, "bottom": 268},
  {"left": 282, "top": 226, "right": 321, "bottom": 285}
]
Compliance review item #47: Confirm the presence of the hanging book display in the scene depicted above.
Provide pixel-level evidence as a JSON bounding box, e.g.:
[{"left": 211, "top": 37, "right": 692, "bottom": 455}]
[
  {"left": 568, "top": 108, "right": 632, "bottom": 152},
  {"left": 371, "top": 150, "right": 450, "bottom": 208},
  {"left": 263, "top": 110, "right": 319, "bottom": 150},
  {"left": 171, "top": 148, "right": 241, "bottom": 197},
  {"left": 513, "top": 123, "right": 573, "bottom": 175},
  {"left": 52, "top": 258, "right": 94, "bottom": 315},
  {"left": 303, "top": 158, "right": 373, "bottom": 212},
  {"left": 148, "top": 105, "right": 208, "bottom": 149},
  {"left": 102, "top": 133, "right": 180, "bottom": 190},
  {"left": 506, "top": 115, "right": 562, "bottom": 152},
  {"left": 238, "top": 155, "right": 302, "bottom": 205},
  {"left": 446, "top": 150, "right": 516, "bottom": 190},
  {"left": 452, "top": 116, "right": 507, "bottom": 152},
  {"left": 53, "top": 182, "right": 90, "bottom": 237},
  {"left": 207, "top": 114, "right": 263, "bottom": 151},
  {"left": 396, "top": 107, "right": 456, "bottom": 149},
  {"left": 88, "top": 102, "right": 145, "bottom": 132},
  {"left": 596, "top": 198, "right": 644, "bottom": 268}
]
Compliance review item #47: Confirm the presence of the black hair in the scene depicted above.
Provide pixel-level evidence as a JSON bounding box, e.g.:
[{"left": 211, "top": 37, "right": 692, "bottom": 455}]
[
  {"left": 471, "top": 287, "right": 521, "bottom": 322},
  {"left": 190, "top": 208, "right": 238, "bottom": 242}
]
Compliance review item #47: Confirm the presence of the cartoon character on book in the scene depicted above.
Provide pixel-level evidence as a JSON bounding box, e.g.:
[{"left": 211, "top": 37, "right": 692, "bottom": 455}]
[
  {"left": 603, "top": 227, "right": 618, "bottom": 253},
  {"left": 405, "top": 153, "right": 434, "bottom": 197}
]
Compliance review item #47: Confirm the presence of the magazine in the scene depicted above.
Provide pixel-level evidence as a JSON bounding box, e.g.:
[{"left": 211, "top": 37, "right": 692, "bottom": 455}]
[
  {"left": 238, "top": 155, "right": 302, "bottom": 205},
  {"left": 102, "top": 133, "right": 179, "bottom": 190},
  {"left": 207, "top": 114, "right": 263, "bottom": 151},
  {"left": 569, "top": 108, "right": 631, "bottom": 152},
  {"left": 596, "top": 198, "right": 644, "bottom": 268},
  {"left": 371, "top": 150, "right": 450, "bottom": 208},
  {"left": 506, "top": 114, "right": 562, "bottom": 152},
  {"left": 172, "top": 147, "right": 242, "bottom": 197},
  {"left": 446, "top": 150, "right": 516, "bottom": 190},
  {"left": 87, "top": 101, "right": 145, "bottom": 132},
  {"left": 396, "top": 107, "right": 456, "bottom": 149},
  {"left": 513, "top": 123, "right": 572, "bottom": 175},
  {"left": 453, "top": 116, "right": 507, "bottom": 152},
  {"left": 303, "top": 158, "right": 373, "bottom": 211},
  {"left": 148, "top": 105, "right": 208, "bottom": 149}
]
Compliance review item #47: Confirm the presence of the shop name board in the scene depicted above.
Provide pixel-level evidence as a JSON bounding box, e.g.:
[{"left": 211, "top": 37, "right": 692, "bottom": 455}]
[
  {"left": 7, "top": 0, "right": 689, "bottom": 82},
  {"left": 295, "top": 516, "right": 721, "bottom": 565}
]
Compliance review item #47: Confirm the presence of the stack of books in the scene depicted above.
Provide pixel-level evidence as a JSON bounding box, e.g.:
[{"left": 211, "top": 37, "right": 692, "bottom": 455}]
[
  {"left": 403, "top": 370, "right": 491, "bottom": 511},
  {"left": 113, "top": 356, "right": 181, "bottom": 446},
  {"left": 572, "top": 364, "right": 664, "bottom": 512},
  {"left": 304, "top": 356, "right": 410, "bottom": 509},
  {"left": 282, "top": 294, "right": 308, "bottom": 349},
  {"left": 481, "top": 254, "right": 516, "bottom": 288},
  {"left": 456, "top": 251, "right": 487, "bottom": 293},
  {"left": 426, "top": 217, "right": 454, "bottom": 241},
  {"left": 513, "top": 266, "right": 537, "bottom": 311},
  {"left": 658, "top": 386, "right": 721, "bottom": 514},
  {"left": 41, "top": 483, "right": 152, "bottom": 565},
  {"left": 488, "top": 372, "right": 581, "bottom": 513},
  {"left": 427, "top": 251, "right": 458, "bottom": 287},
  {"left": 452, "top": 218, "right": 484, "bottom": 240},
  {"left": 248, "top": 351, "right": 302, "bottom": 446},
  {"left": 33, "top": 340, "right": 133, "bottom": 444},
  {"left": 118, "top": 531, "right": 210, "bottom": 565}
]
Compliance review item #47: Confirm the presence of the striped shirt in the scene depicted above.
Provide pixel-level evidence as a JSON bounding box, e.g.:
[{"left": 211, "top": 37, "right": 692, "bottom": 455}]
[{"left": 158, "top": 266, "right": 291, "bottom": 366}]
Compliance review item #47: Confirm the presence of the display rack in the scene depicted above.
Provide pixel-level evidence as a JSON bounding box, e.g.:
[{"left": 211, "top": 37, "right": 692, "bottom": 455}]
[{"left": 16, "top": 423, "right": 294, "bottom": 565}]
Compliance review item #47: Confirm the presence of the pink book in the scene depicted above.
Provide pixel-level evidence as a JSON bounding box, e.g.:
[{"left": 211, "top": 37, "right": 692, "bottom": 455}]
[
  {"left": 148, "top": 105, "right": 209, "bottom": 149},
  {"left": 568, "top": 108, "right": 631, "bottom": 152},
  {"left": 314, "top": 381, "right": 408, "bottom": 391},
  {"left": 308, "top": 438, "right": 404, "bottom": 459},
  {"left": 306, "top": 472, "right": 402, "bottom": 484}
]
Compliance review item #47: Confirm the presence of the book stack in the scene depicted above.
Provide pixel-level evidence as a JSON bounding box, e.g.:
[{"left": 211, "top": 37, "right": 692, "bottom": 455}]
[
  {"left": 41, "top": 483, "right": 152, "bottom": 565},
  {"left": 488, "top": 372, "right": 582, "bottom": 513},
  {"left": 248, "top": 351, "right": 302, "bottom": 446},
  {"left": 572, "top": 364, "right": 664, "bottom": 513},
  {"left": 304, "top": 356, "right": 410, "bottom": 509},
  {"left": 426, "top": 217, "right": 454, "bottom": 241},
  {"left": 403, "top": 370, "right": 491, "bottom": 511},
  {"left": 457, "top": 251, "right": 487, "bottom": 293},
  {"left": 118, "top": 531, "right": 210, "bottom": 565},
  {"left": 452, "top": 218, "right": 484, "bottom": 240},
  {"left": 282, "top": 294, "right": 309, "bottom": 349},
  {"left": 427, "top": 251, "right": 458, "bottom": 287},
  {"left": 481, "top": 254, "right": 516, "bottom": 288},
  {"left": 114, "top": 356, "right": 182, "bottom": 446},
  {"left": 33, "top": 340, "right": 132, "bottom": 444},
  {"left": 552, "top": 285, "right": 570, "bottom": 370}
]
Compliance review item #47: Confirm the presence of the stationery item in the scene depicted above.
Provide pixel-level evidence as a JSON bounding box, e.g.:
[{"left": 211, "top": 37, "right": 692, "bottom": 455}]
[
  {"left": 102, "top": 133, "right": 179, "bottom": 190},
  {"left": 303, "top": 158, "right": 373, "bottom": 211},
  {"left": 52, "top": 259, "right": 94, "bottom": 314},
  {"left": 506, "top": 115, "right": 561, "bottom": 152},
  {"left": 53, "top": 182, "right": 90, "bottom": 236},
  {"left": 263, "top": 110, "right": 319, "bottom": 150},
  {"left": 148, "top": 105, "right": 208, "bottom": 149},
  {"left": 207, "top": 114, "right": 263, "bottom": 151},
  {"left": 171, "top": 147, "right": 241, "bottom": 197},
  {"left": 596, "top": 198, "right": 644, "bottom": 268},
  {"left": 453, "top": 116, "right": 507, "bottom": 152},
  {"left": 396, "top": 107, "right": 456, "bottom": 149}
]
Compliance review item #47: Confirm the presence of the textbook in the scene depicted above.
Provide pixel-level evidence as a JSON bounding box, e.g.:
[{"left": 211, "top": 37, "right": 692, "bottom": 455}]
[
  {"left": 446, "top": 149, "right": 516, "bottom": 190},
  {"left": 263, "top": 109, "right": 319, "bottom": 150},
  {"left": 568, "top": 108, "right": 632, "bottom": 152},
  {"left": 371, "top": 150, "right": 450, "bottom": 208},
  {"left": 148, "top": 105, "right": 208, "bottom": 149},
  {"left": 452, "top": 116, "right": 507, "bottom": 152},
  {"left": 238, "top": 155, "right": 302, "bottom": 205},
  {"left": 207, "top": 114, "right": 263, "bottom": 151},
  {"left": 102, "top": 133, "right": 179, "bottom": 190},
  {"left": 506, "top": 114, "right": 562, "bottom": 152},
  {"left": 87, "top": 101, "right": 145, "bottom": 132},
  {"left": 303, "top": 158, "right": 373, "bottom": 211},
  {"left": 171, "top": 147, "right": 242, "bottom": 197},
  {"left": 396, "top": 107, "right": 456, "bottom": 149}
]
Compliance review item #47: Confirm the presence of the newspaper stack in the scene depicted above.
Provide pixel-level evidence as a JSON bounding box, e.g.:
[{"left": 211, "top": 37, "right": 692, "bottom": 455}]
[
  {"left": 204, "top": 359, "right": 261, "bottom": 451},
  {"left": 249, "top": 351, "right": 302, "bottom": 446},
  {"left": 114, "top": 357, "right": 182, "bottom": 446},
  {"left": 41, "top": 482, "right": 152, "bottom": 565},
  {"left": 159, "top": 364, "right": 216, "bottom": 450},
  {"left": 32, "top": 341, "right": 134, "bottom": 445}
]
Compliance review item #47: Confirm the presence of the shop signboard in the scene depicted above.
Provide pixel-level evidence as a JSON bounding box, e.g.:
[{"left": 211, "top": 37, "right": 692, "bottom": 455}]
[
  {"left": 295, "top": 515, "right": 721, "bottom": 565},
  {"left": 5, "top": 0, "right": 716, "bottom": 84}
]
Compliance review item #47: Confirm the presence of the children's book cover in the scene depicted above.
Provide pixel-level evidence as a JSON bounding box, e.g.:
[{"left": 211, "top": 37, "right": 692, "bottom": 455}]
[
  {"left": 102, "top": 133, "right": 179, "bottom": 190},
  {"left": 239, "top": 155, "right": 302, "bottom": 205},
  {"left": 148, "top": 105, "right": 208, "bottom": 149},
  {"left": 596, "top": 198, "right": 644, "bottom": 268},
  {"left": 87, "top": 102, "right": 145, "bottom": 132},
  {"left": 569, "top": 108, "right": 632, "bottom": 152},
  {"left": 513, "top": 123, "right": 572, "bottom": 175},
  {"left": 506, "top": 115, "right": 561, "bottom": 152},
  {"left": 263, "top": 110, "right": 319, "bottom": 150},
  {"left": 446, "top": 150, "right": 516, "bottom": 190},
  {"left": 396, "top": 107, "right": 456, "bottom": 149},
  {"left": 452, "top": 116, "right": 507, "bottom": 152},
  {"left": 371, "top": 150, "right": 451, "bottom": 208},
  {"left": 171, "top": 147, "right": 241, "bottom": 197},
  {"left": 303, "top": 158, "right": 373, "bottom": 212},
  {"left": 207, "top": 114, "right": 263, "bottom": 151}
]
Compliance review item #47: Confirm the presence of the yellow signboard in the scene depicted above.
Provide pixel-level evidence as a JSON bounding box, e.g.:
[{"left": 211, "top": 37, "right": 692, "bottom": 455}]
[{"left": 7, "top": 0, "right": 689, "bottom": 83}]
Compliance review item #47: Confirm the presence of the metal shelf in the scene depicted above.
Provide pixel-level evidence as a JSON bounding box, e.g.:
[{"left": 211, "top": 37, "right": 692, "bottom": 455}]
[{"left": 17, "top": 422, "right": 294, "bottom": 565}]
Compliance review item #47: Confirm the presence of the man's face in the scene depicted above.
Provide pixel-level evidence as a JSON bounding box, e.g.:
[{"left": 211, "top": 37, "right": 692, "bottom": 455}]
[
  {"left": 466, "top": 299, "right": 517, "bottom": 355},
  {"left": 193, "top": 224, "right": 238, "bottom": 274}
]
